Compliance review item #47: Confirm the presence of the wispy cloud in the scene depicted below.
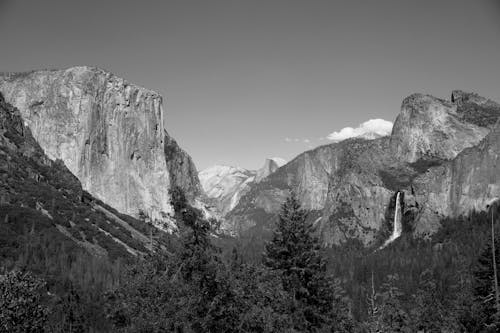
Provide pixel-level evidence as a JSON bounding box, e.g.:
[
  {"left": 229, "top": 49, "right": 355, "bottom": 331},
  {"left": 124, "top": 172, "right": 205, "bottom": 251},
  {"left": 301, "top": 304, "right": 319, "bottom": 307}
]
[
  {"left": 285, "top": 137, "right": 303, "bottom": 143},
  {"left": 285, "top": 137, "right": 311, "bottom": 143},
  {"left": 326, "top": 119, "right": 393, "bottom": 142}
]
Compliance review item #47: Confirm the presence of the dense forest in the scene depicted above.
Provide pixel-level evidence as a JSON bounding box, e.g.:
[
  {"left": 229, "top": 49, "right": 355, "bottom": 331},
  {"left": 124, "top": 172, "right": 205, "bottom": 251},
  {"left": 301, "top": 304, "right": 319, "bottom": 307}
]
[{"left": 1, "top": 187, "right": 500, "bottom": 332}]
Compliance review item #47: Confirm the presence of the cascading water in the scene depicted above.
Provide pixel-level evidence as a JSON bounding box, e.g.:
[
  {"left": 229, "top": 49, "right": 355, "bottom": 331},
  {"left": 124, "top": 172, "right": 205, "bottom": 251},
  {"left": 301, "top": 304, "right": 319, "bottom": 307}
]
[{"left": 380, "top": 191, "right": 402, "bottom": 249}]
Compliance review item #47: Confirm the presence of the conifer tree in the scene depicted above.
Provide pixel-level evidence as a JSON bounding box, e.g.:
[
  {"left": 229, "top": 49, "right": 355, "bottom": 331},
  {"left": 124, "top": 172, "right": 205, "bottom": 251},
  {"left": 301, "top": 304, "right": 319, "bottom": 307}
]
[
  {"left": 376, "top": 274, "right": 411, "bottom": 333},
  {"left": 473, "top": 237, "right": 500, "bottom": 331},
  {"left": 0, "top": 270, "right": 49, "bottom": 332},
  {"left": 264, "top": 193, "right": 352, "bottom": 332},
  {"left": 472, "top": 202, "right": 500, "bottom": 331}
]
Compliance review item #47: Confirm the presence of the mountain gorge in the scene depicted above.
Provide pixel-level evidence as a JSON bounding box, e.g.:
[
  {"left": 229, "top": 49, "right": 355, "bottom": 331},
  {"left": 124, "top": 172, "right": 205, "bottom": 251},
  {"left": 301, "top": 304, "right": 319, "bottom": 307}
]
[
  {"left": 1, "top": 67, "right": 498, "bottom": 250},
  {"left": 0, "top": 67, "right": 202, "bottom": 230},
  {"left": 2, "top": 66, "right": 500, "bottom": 331}
]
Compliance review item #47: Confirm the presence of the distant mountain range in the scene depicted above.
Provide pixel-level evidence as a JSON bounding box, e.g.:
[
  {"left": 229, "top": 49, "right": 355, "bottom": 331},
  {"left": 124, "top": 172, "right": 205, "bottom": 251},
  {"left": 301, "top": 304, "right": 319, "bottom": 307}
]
[
  {"left": 199, "top": 157, "right": 286, "bottom": 218},
  {"left": 224, "top": 90, "right": 500, "bottom": 246},
  {"left": 1, "top": 67, "right": 499, "bottom": 252}
]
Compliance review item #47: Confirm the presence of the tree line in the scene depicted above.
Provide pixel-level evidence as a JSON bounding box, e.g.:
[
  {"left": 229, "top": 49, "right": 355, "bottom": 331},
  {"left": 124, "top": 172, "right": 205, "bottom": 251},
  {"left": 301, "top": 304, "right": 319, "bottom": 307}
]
[{"left": 1, "top": 189, "right": 500, "bottom": 332}]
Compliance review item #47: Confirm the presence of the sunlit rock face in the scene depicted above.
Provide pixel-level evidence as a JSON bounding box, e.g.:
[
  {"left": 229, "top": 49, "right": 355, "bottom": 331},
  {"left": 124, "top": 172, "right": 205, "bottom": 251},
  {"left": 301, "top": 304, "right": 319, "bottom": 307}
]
[
  {"left": 226, "top": 138, "right": 396, "bottom": 245},
  {"left": 412, "top": 121, "right": 500, "bottom": 236},
  {"left": 227, "top": 91, "right": 500, "bottom": 246},
  {"left": 0, "top": 66, "right": 201, "bottom": 229},
  {"left": 199, "top": 165, "right": 256, "bottom": 216},
  {"left": 199, "top": 158, "right": 286, "bottom": 218},
  {"left": 255, "top": 158, "right": 286, "bottom": 182},
  {"left": 391, "top": 92, "right": 499, "bottom": 163}
]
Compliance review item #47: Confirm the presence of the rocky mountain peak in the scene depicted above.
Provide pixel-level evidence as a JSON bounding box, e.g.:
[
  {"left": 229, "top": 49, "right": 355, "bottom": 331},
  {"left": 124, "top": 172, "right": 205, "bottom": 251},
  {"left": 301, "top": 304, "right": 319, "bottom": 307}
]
[
  {"left": 226, "top": 90, "right": 500, "bottom": 247},
  {"left": 390, "top": 91, "right": 499, "bottom": 163},
  {"left": 255, "top": 157, "right": 286, "bottom": 182}
]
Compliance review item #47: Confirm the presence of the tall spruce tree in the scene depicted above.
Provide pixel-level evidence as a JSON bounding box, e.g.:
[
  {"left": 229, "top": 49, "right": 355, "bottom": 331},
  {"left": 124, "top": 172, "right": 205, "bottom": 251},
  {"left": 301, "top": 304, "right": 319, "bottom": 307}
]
[
  {"left": 472, "top": 202, "right": 500, "bottom": 331},
  {"left": 473, "top": 237, "right": 500, "bottom": 331},
  {"left": 264, "top": 193, "right": 352, "bottom": 332}
]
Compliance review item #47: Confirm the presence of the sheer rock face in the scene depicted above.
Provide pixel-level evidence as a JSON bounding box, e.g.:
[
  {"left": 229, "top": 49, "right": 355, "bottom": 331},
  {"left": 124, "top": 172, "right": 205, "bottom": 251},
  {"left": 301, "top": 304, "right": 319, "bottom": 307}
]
[
  {"left": 0, "top": 67, "right": 201, "bottom": 229},
  {"left": 227, "top": 91, "right": 500, "bottom": 246},
  {"left": 255, "top": 158, "right": 286, "bottom": 182},
  {"left": 411, "top": 121, "right": 500, "bottom": 236},
  {"left": 225, "top": 138, "right": 396, "bottom": 245}
]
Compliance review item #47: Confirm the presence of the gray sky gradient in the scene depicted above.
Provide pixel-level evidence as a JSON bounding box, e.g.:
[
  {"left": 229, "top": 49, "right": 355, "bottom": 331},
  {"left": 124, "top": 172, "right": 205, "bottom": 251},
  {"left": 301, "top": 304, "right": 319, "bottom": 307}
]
[{"left": 1, "top": 0, "right": 500, "bottom": 170}]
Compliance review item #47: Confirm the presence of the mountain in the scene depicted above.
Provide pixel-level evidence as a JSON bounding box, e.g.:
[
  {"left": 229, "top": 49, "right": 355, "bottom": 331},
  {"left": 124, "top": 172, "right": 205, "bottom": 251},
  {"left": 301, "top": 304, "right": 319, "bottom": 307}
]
[
  {"left": 199, "top": 157, "right": 286, "bottom": 219},
  {"left": 0, "top": 67, "right": 202, "bottom": 230},
  {"left": 0, "top": 91, "right": 159, "bottom": 261},
  {"left": 225, "top": 91, "right": 500, "bottom": 246},
  {"left": 411, "top": 118, "right": 500, "bottom": 235},
  {"left": 255, "top": 157, "right": 287, "bottom": 182}
]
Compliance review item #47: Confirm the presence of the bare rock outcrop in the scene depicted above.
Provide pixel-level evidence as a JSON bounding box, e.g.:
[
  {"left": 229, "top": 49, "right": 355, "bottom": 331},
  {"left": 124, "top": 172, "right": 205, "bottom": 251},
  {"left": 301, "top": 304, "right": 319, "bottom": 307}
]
[
  {"left": 0, "top": 66, "right": 201, "bottom": 229},
  {"left": 390, "top": 93, "right": 494, "bottom": 163}
]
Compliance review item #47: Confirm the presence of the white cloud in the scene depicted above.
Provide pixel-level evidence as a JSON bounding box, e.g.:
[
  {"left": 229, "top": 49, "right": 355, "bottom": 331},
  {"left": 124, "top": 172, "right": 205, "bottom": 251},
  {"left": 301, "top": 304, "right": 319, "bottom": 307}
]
[
  {"left": 327, "top": 119, "right": 393, "bottom": 142},
  {"left": 303, "top": 139, "right": 310, "bottom": 143}
]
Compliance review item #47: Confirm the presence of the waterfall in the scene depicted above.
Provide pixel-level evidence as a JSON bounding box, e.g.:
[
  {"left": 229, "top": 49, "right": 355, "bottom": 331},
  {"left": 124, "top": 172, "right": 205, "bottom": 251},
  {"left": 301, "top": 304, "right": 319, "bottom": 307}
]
[{"left": 380, "top": 191, "right": 402, "bottom": 249}]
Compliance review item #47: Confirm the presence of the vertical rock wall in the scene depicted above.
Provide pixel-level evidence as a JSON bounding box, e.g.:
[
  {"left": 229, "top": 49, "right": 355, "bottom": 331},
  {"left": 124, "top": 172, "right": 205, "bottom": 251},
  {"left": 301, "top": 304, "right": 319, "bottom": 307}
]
[{"left": 0, "top": 66, "right": 200, "bottom": 229}]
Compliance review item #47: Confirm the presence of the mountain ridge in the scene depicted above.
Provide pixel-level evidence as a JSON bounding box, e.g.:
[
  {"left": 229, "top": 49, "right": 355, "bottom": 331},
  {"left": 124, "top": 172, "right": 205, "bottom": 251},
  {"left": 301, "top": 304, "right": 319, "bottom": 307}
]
[
  {"left": 199, "top": 157, "right": 286, "bottom": 219},
  {"left": 225, "top": 90, "right": 500, "bottom": 246}
]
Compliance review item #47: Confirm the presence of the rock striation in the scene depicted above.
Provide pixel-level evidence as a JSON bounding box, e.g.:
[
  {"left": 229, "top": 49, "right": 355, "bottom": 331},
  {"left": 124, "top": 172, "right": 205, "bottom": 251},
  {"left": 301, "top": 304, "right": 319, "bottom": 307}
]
[{"left": 0, "top": 66, "right": 201, "bottom": 229}]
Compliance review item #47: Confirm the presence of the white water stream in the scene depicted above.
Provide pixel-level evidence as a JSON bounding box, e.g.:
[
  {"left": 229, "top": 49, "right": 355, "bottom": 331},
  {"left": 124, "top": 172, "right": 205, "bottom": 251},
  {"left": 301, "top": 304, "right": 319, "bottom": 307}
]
[{"left": 380, "top": 192, "right": 402, "bottom": 249}]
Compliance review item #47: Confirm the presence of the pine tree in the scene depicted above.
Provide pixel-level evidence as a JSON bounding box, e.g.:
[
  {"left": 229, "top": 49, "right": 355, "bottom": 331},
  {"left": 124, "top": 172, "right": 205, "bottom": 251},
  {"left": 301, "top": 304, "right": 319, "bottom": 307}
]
[
  {"left": 410, "top": 269, "right": 460, "bottom": 332},
  {"left": 264, "top": 193, "right": 352, "bottom": 332},
  {"left": 473, "top": 237, "right": 500, "bottom": 331},
  {"left": 365, "top": 270, "right": 380, "bottom": 333},
  {"left": 376, "top": 274, "right": 411, "bottom": 333},
  {"left": 472, "top": 202, "right": 500, "bottom": 331},
  {"left": 0, "top": 270, "right": 49, "bottom": 333}
]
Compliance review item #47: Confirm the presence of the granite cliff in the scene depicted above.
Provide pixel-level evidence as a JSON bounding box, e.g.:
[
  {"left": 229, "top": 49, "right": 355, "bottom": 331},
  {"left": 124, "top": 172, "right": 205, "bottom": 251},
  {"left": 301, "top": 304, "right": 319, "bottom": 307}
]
[
  {"left": 0, "top": 66, "right": 201, "bottom": 229},
  {"left": 0, "top": 92, "right": 157, "bottom": 259},
  {"left": 226, "top": 91, "right": 500, "bottom": 246}
]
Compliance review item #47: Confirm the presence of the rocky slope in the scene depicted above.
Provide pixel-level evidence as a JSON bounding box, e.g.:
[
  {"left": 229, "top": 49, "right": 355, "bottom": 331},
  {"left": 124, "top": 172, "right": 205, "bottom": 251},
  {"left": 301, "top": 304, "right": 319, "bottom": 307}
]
[
  {"left": 199, "top": 157, "right": 286, "bottom": 217},
  {"left": 0, "top": 67, "right": 201, "bottom": 229},
  {"left": 0, "top": 92, "right": 157, "bottom": 260},
  {"left": 226, "top": 91, "right": 500, "bottom": 246}
]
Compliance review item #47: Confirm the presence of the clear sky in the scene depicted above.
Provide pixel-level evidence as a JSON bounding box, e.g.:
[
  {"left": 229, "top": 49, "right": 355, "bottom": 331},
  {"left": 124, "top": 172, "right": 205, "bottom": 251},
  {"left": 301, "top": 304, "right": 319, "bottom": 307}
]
[{"left": 1, "top": 0, "right": 500, "bottom": 170}]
